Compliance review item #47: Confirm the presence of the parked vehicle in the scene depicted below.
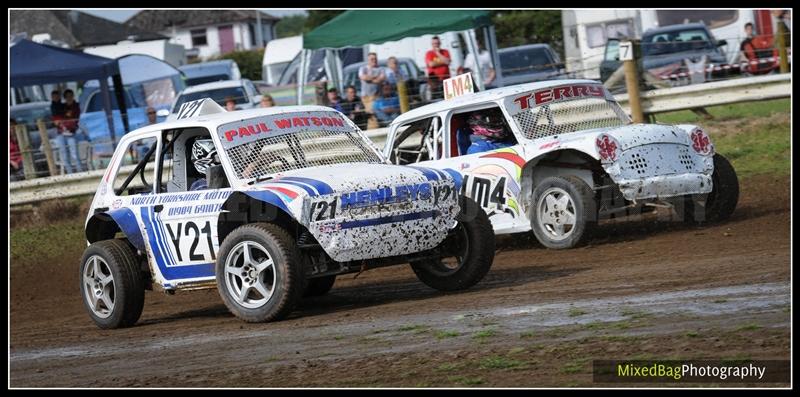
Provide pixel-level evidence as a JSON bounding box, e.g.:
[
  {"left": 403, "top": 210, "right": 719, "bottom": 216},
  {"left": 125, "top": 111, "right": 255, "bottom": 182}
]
[
  {"left": 80, "top": 99, "right": 494, "bottom": 328},
  {"left": 170, "top": 79, "right": 262, "bottom": 114},
  {"left": 179, "top": 60, "right": 242, "bottom": 87},
  {"left": 497, "top": 44, "right": 566, "bottom": 86},
  {"left": 262, "top": 35, "right": 302, "bottom": 86},
  {"left": 343, "top": 57, "right": 431, "bottom": 102},
  {"left": 562, "top": 9, "right": 775, "bottom": 78},
  {"left": 599, "top": 23, "right": 732, "bottom": 85},
  {"left": 385, "top": 79, "right": 739, "bottom": 249}
]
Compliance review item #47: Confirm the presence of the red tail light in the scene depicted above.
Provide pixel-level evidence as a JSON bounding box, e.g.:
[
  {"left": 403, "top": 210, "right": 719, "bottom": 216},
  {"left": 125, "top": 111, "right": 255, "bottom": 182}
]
[
  {"left": 690, "top": 128, "right": 714, "bottom": 156},
  {"left": 596, "top": 134, "right": 621, "bottom": 163}
]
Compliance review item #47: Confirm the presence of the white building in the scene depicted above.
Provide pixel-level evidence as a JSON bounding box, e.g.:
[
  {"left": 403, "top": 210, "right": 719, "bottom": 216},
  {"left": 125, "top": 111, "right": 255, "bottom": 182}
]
[
  {"left": 125, "top": 10, "right": 279, "bottom": 61},
  {"left": 84, "top": 40, "right": 187, "bottom": 67}
]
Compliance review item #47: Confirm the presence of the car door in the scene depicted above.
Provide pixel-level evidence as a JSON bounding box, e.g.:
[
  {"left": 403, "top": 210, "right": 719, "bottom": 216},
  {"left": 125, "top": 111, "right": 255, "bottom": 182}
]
[{"left": 149, "top": 128, "right": 234, "bottom": 287}]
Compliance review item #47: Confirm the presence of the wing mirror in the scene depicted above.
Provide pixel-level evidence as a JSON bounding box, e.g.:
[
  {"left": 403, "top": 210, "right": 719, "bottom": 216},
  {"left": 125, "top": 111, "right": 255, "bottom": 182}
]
[{"left": 717, "top": 39, "right": 728, "bottom": 47}]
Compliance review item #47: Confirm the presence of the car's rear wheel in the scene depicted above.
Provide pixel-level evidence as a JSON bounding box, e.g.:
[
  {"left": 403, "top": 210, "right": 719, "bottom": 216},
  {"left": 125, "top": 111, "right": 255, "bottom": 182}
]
[
  {"left": 530, "top": 176, "right": 597, "bottom": 249},
  {"left": 79, "top": 240, "right": 144, "bottom": 329},
  {"left": 410, "top": 196, "right": 495, "bottom": 291},
  {"left": 216, "top": 223, "right": 303, "bottom": 323}
]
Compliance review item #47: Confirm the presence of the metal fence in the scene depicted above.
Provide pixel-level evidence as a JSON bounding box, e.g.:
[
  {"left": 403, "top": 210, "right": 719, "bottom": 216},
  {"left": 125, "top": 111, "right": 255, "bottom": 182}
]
[{"left": 8, "top": 73, "right": 790, "bottom": 207}]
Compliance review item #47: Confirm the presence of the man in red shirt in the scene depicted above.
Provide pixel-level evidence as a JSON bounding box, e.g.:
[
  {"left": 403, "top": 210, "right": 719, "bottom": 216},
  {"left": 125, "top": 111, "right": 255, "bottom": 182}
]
[{"left": 425, "top": 36, "right": 451, "bottom": 100}]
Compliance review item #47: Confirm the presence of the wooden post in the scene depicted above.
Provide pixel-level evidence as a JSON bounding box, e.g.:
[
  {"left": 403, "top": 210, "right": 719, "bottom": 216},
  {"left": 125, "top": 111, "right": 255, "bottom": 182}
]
[
  {"left": 776, "top": 18, "right": 790, "bottom": 74},
  {"left": 36, "top": 119, "right": 59, "bottom": 177},
  {"left": 621, "top": 40, "right": 645, "bottom": 123},
  {"left": 14, "top": 124, "right": 37, "bottom": 180},
  {"left": 397, "top": 79, "right": 410, "bottom": 114}
]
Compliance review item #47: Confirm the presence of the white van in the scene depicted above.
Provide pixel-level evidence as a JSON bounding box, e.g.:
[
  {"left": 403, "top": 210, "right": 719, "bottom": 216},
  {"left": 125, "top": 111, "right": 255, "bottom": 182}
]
[{"left": 262, "top": 35, "right": 303, "bottom": 86}]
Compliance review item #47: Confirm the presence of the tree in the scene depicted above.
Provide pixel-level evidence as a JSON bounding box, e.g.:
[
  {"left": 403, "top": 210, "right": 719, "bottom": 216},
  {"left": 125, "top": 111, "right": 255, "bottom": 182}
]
[
  {"left": 491, "top": 11, "right": 564, "bottom": 58},
  {"left": 212, "top": 49, "right": 265, "bottom": 81},
  {"left": 304, "top": 10, "right": 344, "bottom": 32},
  {"left": 275, "top": 14, "right": 307, "bottom": 38}
]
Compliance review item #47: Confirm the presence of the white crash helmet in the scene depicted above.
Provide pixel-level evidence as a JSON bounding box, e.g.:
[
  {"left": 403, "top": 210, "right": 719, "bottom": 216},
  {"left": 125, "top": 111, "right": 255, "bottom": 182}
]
[{"left": 191, "top": 139, "right": 218, "bottom": 174}]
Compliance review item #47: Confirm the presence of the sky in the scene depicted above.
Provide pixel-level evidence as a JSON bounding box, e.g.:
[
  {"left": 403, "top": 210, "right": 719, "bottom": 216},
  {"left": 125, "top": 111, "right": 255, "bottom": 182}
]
[{"left": 81, "top": 9, "right": 307, "bottom": 23}]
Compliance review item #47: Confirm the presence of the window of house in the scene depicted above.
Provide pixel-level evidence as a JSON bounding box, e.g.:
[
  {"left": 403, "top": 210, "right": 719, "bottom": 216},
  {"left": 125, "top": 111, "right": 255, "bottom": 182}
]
[{"left": 191, "top": 28, "right": 208, "bottom": 47}]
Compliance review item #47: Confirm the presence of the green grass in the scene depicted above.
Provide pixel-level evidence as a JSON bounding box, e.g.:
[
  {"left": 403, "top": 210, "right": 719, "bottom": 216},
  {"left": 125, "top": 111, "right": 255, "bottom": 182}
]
[
  {"left": 520, "top": 331, "right": 536, "bottom": 339},
  {"left": 686, "top": 331, "right": 699, "bottom": 338},
  {"left": 654, "top": 98, "right": 790, "bottom": 177},
  {"left": 448, "top": 375, "right": 485, "bottom": 386},
  {"left": 563, "top": 358, "right": 590, "bottom": 374},
  {"left": 472, "top": 328, "right": 497, "bottom": 341},
  {"left": 10, "top": 218, "right": 85, "bottom": 268},
  {"left": 735, "top": 323, "right": 762, "bottom": 332},
  {"left": 568, "top": 307, "right": 587, "bottom": 317},
  {"left": 434, "top": 330, "right": 461, "bottom": 340},
  {"left": 478, "top": 356, "right": 526, "bottom": 370},
  {"left": 398, "top": 324, "right": 429, "bottom": 333},
  {"left": 654, "top": 98, "right": 789, "bottom": 124}
]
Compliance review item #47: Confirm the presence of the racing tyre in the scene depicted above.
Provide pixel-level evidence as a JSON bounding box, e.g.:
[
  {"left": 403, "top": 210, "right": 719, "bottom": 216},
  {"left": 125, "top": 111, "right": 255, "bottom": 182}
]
[
  {"left": 683, "top": 154, "right": 739, "bottom": 224},
  {"left": 530, "top": 176, "right": 597, "bottom": 249},
  {"left": 216, "top": 223, "right": 303, "bottom": 323},
  {"left": 411, "top": 196, "right": 495, "bottom": 291},
  {"left": 303, "top": 275, "right": 336, "bottom": 297},
  {"left": 79, "top": 239, "right": 145, "bottom": 329}
]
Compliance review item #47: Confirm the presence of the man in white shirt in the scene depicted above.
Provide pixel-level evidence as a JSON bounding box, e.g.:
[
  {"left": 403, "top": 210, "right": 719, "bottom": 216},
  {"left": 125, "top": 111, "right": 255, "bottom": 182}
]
[{"left": 464, "top": 43, "right": 497, "bottom": 89}]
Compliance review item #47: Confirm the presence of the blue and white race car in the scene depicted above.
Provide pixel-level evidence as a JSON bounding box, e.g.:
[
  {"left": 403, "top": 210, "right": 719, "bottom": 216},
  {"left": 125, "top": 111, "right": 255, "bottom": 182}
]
[
  {"left": 81, "top": 99, "right": 494, "bottom": 328},
  {"left": 385, "top": 79, "right": 739, "bottom": 249}
]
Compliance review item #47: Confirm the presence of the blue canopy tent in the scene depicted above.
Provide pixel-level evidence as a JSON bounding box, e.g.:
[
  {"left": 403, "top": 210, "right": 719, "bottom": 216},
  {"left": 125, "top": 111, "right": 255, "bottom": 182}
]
[{"left": 10, "top": 39, "right": 129, "bottom": 146}]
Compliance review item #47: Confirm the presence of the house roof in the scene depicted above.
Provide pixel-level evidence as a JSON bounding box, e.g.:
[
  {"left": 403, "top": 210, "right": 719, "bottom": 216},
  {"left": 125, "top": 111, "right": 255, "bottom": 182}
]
[
  {"left": 125, "top": 10, "right": 279, "bottom": 32},
  {"left": 8, "top": 10, "right": 166, "bottom": 48}
]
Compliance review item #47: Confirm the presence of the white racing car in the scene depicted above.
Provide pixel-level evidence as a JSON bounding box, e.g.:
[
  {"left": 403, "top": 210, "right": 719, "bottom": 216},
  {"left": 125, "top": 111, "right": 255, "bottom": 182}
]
[
  {"left": 81, "top": 99, "right": 494, "bottom": 328},
  {"left": 385, "top": 79, "right": 739, "bottom": 249}
]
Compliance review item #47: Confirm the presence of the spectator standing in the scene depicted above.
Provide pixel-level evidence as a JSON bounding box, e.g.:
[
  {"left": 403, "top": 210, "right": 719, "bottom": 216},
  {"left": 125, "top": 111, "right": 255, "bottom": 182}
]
[
  {"left": 372, "top": 83, "right": 401, "bottom": 125},
  {"left": 464, "top": 42, "right": 497, "bottom": 89},
  {"left": 384, "top": 57, "right": 409, "bottom": 86},
  {"left": 225, "top": 97, "right": 237, "bottom": 111},
  {"left": 340, "top": 85, "right": 368, "bottom": 129},
  {"left": 358, "top": 52, "right": 385, "bottom": 113},
  {"left": 50, "top": 90, "right": 64, "bottom": 119},
  {"left": 260, "top": 94, "right": 275, "bottom": 108},
  {"left": 54, "top": 89, "right": 83, "bottom": 174},
  {"left": 425, "top": 36, "right": 452, "bottom": 99},
  {"left": 326, "top": 88, "right": 344, "bottom": 113},
  {"left": 10, "top": 118, "right": 24, "bottom": 181}
]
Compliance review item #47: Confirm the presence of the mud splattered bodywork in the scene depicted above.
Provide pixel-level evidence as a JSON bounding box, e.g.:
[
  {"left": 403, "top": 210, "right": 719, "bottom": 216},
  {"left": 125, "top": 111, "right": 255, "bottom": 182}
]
[
  {"left": 85, "top": 102, "right": 463, "bottom": 291},
  {"left": 385, "top": 79, "right": 720, "bottom": 235}
]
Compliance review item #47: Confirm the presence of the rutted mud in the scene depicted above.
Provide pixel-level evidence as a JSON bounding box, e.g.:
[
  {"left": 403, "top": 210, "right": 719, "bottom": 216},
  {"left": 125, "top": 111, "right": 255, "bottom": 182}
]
[{"left": 9, "top": 175, "right": 790, "bottom": 387}]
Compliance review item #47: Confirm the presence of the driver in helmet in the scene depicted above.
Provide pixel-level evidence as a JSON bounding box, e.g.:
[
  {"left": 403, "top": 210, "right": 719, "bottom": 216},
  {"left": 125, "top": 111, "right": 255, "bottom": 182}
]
[
  {"left": 465, "top": 109, "right": 514, "bottom": 154},
  {"left": 189, "top": 138, "right": 219, "bottom": 190}
]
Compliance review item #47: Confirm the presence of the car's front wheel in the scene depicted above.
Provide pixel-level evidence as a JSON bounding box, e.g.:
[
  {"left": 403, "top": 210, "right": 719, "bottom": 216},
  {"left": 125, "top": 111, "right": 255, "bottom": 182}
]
[
  {"left": 683, "top": 153, "right": 740, "bottom": 223},
  {"left": 79, "top": 240, "right": 145, "bottom": 329},
  {"left": 530, "top": 176, "right": 597, "bottom": 249},
  {"left": 410, "top": 196, "right": 495, "bottom": 291},
  {"left": 216, "top": 223, "right": 303, "bottom": 323}
]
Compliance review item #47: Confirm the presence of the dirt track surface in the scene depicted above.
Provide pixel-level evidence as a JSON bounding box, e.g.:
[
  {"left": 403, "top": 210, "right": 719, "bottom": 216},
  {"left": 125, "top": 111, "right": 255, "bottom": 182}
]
[{"left": 10, "top": 175, "right": 790, "bottom": 387}]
